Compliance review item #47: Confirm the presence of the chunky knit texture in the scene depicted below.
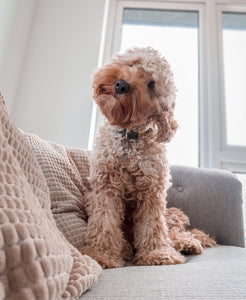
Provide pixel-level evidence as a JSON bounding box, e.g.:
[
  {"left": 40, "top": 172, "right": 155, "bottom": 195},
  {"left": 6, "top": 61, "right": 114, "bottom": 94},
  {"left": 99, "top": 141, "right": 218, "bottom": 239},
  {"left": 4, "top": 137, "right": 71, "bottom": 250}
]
[
  {"left": 24, "top": 133, "right": 91, "bottom": 251},
  {"left": 0, "top": 94, "right": 101, "bottom": 300}
]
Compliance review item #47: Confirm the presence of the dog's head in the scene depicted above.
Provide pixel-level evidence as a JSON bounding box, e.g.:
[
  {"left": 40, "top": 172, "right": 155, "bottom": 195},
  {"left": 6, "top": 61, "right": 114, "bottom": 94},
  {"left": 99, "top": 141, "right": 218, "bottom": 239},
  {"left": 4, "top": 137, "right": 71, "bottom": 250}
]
[{"left": 92, "top": 47, "right": 178, "bottom": 143}]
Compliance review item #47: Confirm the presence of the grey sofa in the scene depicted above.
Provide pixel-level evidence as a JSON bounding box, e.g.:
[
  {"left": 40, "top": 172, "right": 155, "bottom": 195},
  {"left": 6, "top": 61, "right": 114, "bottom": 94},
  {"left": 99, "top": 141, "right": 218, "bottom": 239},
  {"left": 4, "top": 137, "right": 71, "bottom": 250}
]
[{"left": 82, "top": 166, "right": 246, "bottom": 299}]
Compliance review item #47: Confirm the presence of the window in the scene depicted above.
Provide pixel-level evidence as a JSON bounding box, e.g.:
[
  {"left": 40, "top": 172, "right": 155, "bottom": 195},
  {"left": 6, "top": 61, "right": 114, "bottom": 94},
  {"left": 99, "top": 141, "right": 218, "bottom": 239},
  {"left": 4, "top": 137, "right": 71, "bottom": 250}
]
[
  {"left": 121, "top": 9, "right": 199, "bottom": 167},
  {"left": 90, "top": 1, "right": 246, "bottom": 164},
  {"left": 222, "top": 12, "right": 246, "bottom": 147},
  {"left": 219, "top": 7, "right": 246, "bottom": 241}
]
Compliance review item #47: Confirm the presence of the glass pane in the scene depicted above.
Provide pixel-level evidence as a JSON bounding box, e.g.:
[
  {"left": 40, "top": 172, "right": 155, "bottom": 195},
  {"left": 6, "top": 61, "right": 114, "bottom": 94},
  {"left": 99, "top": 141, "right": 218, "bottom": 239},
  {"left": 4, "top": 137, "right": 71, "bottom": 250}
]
[
  {"left": 236, "top": 173, "right": 246, "bottom": 244},
  {"left": 222, "top": 12, "right": 246, "bottom": 146},
  {"left": 121, "top": 9, "right": 199, "bottom": 167}
]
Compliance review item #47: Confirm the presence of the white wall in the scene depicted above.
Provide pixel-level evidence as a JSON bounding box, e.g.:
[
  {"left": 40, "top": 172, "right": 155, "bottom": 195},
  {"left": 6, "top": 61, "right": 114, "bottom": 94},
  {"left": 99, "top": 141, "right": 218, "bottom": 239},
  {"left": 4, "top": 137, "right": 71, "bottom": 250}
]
[
  {"left": 1, "top": 0, "right": 106, "bottom": 148},
  {"left": 0, "top": 0, "right": 37, "bottom": 113}
]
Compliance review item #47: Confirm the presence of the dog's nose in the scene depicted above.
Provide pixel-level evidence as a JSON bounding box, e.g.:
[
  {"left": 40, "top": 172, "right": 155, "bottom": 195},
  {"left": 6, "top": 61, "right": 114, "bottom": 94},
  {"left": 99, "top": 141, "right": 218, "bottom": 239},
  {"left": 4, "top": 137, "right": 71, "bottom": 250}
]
[{"left": 115, "top": 80, "right": 130, "bottom": 94}]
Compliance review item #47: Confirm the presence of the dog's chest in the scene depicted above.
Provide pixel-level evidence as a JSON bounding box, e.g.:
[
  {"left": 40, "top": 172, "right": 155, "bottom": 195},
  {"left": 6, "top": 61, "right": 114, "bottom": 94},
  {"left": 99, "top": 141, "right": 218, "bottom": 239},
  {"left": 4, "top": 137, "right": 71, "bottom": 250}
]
[
  {"left": 109, "top": 134, "right": 166, "bottom": 193},
  {"left": 94, "top": 123, "right": 168, "bottom": 196}
]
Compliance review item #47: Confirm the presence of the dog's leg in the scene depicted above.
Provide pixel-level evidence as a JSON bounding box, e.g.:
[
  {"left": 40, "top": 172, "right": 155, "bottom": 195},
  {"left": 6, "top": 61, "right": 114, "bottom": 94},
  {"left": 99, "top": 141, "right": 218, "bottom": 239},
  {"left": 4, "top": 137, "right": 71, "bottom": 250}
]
[
  {"left": 133, "top": 191, "right": 186, "bottom": 265},
  {"left": 81, "top": 189, "right": 125, "bottom": 269},
  {"left": 165, "top": 207, "right": 202, "bottom": 254},
  {"left": 166, "top": 208, "right": 216, "bottom": 253},
  {"left": 165, "top": 207, "right": 190, "bottom": 230}
]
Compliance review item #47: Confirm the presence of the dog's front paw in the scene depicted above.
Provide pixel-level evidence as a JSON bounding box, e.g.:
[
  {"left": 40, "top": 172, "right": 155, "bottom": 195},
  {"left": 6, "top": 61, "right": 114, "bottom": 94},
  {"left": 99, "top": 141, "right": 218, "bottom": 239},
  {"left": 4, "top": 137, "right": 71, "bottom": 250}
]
[
  {"left": 81, "top": 246, "right": 125, "bottom": 269},
  {"left": 134, "top": 246, "right": 186, "bottom": 266}
]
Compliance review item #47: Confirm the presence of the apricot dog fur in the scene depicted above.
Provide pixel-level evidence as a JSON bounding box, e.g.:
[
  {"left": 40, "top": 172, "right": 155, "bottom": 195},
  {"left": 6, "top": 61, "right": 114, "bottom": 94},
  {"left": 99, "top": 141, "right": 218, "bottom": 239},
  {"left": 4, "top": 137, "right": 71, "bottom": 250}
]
[{"left": 81, "top": 47, "right": 215, "bottom": 268}]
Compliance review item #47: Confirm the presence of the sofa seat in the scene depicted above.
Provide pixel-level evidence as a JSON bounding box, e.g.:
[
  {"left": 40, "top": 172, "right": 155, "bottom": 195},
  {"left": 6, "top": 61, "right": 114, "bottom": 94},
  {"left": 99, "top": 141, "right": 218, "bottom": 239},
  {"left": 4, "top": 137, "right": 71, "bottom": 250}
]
[{"left": 82, "top": 246, "right": 246, "bottom": 299}]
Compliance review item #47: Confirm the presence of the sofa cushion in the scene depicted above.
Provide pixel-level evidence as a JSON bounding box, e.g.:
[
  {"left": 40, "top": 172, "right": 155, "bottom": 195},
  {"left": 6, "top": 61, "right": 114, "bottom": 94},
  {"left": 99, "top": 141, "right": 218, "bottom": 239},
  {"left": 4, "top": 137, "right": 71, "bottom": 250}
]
[
  {"left": 82, "top": 246, "right": 246, "bottom": 299},
  {"left": 24, "top": 133, "right": 91, "bottom": 250}
]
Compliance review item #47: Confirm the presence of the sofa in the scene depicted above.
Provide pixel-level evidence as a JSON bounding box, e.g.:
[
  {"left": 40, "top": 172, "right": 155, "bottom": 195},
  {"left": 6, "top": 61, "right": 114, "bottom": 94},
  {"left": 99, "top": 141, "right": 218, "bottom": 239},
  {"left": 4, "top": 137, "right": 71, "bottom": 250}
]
[
  {"left": 1, "top": 95, "right": 245, "bottom": 299},
  {"left": 82, "top": 165, "right": 246, "bottom": 299}
]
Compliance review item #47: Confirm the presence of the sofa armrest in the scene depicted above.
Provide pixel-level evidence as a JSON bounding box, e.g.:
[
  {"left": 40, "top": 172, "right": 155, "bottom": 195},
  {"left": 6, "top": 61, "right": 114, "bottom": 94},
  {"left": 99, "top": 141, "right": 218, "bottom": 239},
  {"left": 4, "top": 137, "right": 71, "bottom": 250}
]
[{"left": 167, "top": 165, "right": 245, "bottom": 247}]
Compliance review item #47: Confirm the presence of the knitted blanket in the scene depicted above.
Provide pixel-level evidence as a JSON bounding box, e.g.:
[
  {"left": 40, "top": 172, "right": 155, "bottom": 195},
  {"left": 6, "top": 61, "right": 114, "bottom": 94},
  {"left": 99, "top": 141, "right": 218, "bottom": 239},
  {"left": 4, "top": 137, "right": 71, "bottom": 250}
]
[{"left": 0, "top": 94, "right": 101, "bottom": 300}]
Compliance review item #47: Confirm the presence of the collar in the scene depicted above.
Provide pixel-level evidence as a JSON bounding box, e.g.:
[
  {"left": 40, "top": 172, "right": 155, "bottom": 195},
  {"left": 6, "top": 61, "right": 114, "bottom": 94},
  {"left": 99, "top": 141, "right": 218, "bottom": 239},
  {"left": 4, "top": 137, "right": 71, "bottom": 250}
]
[
  {"left": 118, "top": 128, "right": 152, "bottom": 140},
  {"left": 119, "top": 129, "right": 138, "bottom": 140}
]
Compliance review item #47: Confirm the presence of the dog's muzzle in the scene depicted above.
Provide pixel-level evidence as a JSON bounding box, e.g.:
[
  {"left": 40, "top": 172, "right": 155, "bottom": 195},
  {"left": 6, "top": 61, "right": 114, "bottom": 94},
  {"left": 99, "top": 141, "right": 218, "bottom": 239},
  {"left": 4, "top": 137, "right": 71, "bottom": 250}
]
[{"left": 115, "top": 79, "right": 130, "bottom": 94}]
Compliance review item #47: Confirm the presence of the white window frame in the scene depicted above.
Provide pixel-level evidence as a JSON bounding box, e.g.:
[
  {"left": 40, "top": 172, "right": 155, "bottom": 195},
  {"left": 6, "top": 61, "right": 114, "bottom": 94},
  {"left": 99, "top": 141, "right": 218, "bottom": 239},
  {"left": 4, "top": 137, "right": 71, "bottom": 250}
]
[
  {"left": 216, "top": 3, "right": 246, "bottom": 173},
  {"left": 88, "top": 0, "right": 246, "bottom": 173}
]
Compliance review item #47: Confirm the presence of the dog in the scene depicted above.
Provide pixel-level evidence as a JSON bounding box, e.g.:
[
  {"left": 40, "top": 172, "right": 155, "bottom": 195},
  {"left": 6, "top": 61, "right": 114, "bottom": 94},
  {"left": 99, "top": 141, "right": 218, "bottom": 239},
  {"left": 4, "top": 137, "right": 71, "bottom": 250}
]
[{"left": 81, "top": 47, "right": 215, "bottom": 269}]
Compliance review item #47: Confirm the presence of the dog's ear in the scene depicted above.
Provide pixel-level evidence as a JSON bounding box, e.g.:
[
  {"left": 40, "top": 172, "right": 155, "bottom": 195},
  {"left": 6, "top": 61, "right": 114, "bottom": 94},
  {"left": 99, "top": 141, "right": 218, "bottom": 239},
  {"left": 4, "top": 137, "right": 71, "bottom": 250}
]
[{"left": 152, "top": 106, "right": 178, "bottom": 143}]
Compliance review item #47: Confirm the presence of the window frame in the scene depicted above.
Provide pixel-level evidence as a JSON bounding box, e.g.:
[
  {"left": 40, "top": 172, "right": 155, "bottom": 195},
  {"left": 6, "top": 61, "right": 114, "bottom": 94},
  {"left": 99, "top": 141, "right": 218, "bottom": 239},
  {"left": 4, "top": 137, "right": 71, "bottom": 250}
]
[
  {"left": 217, "top": 3, "right": 246, "bottom": 172},
  {"left": 88, "top": 0, "right": 246, "bottom": 173}
]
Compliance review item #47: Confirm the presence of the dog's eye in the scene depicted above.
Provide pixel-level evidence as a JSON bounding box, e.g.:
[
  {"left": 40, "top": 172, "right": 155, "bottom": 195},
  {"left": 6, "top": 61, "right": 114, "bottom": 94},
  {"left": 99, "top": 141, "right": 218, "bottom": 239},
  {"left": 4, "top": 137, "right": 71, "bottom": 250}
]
[{"left": 147, "top": 80, "right": 155, "bottom": 89}]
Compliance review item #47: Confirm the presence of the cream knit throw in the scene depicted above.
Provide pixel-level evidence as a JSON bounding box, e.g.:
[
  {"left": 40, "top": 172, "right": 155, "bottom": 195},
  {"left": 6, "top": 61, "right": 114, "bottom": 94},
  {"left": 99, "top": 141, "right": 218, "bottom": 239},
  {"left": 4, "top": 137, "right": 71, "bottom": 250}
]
[{"left": 0, "top": 94, "right": 101, "bottom": 300}]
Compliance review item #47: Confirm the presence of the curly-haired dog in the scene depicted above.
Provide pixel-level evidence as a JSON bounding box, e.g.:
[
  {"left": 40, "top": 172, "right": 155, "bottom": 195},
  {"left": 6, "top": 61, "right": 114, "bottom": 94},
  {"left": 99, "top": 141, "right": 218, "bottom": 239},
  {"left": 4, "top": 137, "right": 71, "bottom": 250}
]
[{"left": 81, "top": 47, "right": 215, "bottom": 268}]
